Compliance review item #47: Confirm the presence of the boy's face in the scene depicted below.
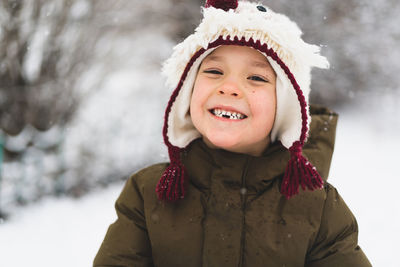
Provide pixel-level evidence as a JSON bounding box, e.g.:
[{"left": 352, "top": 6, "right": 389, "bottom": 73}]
[{"left": 190, "top": 45, "right": 277, "bottom": 156}]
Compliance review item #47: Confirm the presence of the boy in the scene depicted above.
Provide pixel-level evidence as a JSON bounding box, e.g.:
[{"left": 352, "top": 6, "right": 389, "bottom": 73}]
[{"left": 94, "top": 1, "right": 371, "bottom": 266}]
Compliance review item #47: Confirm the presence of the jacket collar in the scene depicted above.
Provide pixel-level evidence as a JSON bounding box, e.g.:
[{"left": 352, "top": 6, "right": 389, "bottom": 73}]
[{"left": 182, "top": 138, "right": 289, "bottom": 193}]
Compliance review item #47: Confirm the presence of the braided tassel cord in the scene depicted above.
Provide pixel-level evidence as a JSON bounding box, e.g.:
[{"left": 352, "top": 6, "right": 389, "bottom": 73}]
[
  {"left": 281, "top": 143, "right": 324, "bottom": 199},
  {"left": 156, "top": 147, "right": 187, "bottom": 201}
]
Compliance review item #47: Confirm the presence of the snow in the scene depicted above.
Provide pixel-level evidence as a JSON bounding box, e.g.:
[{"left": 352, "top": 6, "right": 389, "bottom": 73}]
[
  {"left": 329, "top": 92, "right": 400, "bottom": 267},
  {"left": 0, "top": 95, "right": 399, "bottom": 266},
  {"left": 0, "top": 182, "right": 122, "bottom": 267}
]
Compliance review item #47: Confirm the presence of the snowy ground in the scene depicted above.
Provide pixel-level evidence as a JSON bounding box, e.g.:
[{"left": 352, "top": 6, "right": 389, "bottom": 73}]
[
  {"left": 0, "top": 182, "right": 122, "bottom": 267},
  {"left": 0, "top": 96, "right": 399, "bottom": 267},
  {"left": 328, "top": 94, "right": 400, "bottom": 267}
]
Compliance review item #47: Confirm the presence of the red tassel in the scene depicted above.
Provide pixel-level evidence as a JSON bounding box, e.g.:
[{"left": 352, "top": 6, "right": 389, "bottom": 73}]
[
  {"left": 281, "top": 143, "right": 324, "bottom": 199},
  {"left": 205, "top": 0, "right": 238, "bottom": 11},
  {"left": 156, "top": 147, "right": 187, "bottom": 201}
]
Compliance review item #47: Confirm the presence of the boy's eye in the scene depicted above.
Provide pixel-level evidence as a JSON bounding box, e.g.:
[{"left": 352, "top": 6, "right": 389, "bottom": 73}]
[
  {"left": 248, "top": 75, "right": 267, "bottom": 82},
  {"left": 203, "top": 69, "right": 223, "bottom": 75}
]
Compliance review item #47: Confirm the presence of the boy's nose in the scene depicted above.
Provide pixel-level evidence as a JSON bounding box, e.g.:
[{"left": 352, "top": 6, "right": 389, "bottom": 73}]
[{"left": 218, "top": 82, "right": 243, "bottom": 98}]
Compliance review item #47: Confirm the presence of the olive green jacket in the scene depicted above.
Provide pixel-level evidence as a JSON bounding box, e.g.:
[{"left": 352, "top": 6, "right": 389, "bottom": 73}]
[{"left": 94, "top": 106, "right": 371, "bottom": 267}]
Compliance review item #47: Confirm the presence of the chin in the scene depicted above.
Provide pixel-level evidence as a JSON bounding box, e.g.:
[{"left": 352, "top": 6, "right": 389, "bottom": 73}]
[{"left": 205, "top": 134, "right": 241, "bottom": 151}]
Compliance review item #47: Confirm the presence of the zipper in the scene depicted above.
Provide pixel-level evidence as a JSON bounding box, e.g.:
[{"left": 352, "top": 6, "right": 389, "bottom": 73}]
[{"left": 238, "top": 156, "right": 251, "bottom": 267}]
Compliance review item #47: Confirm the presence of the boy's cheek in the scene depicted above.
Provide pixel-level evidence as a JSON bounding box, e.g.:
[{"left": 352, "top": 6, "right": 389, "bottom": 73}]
[{"left": 250, "top": 97, "right": 276, "bottom": 113}]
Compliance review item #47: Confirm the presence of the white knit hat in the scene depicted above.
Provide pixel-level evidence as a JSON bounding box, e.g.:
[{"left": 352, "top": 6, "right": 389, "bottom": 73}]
[{"left": 157, "top": 0, "right": 329, "bottom": 201}]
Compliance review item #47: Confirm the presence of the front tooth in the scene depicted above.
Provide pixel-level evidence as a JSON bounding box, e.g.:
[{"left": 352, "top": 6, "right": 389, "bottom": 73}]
[{"left": 212, "top": 109, "right": 245, "bottom": 119}]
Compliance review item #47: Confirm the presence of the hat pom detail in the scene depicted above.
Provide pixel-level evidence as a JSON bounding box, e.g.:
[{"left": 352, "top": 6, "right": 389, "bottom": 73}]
[
  {"left": 281, "top": 142, "right": 324, "bottom": 198},
  {"left": 156, "top": 147, "right": 187, "bottom": 201},
  {"left": 205, "top": 0, "right": 238, "bottom": 11}
]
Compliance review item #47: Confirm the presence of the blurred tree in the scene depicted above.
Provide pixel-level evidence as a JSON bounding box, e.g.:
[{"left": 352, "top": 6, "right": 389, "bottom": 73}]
[
  {"left": 0, "top": 0, "right": 96, "bottom": 135},
  {"left": 0, "top": 0, "right": 197, "bottom": 207},
  {"left": 0, "top": 0, "right": 201, "bottom": 140},
  {"left": 0, "top": 0, "right": 102, "bottom": 206},
  {"left": 264, "top": 0, "right": 400, "bottom": 107},
  {"left": 168, "top": 0, "right": 203, "bottom": 39}
]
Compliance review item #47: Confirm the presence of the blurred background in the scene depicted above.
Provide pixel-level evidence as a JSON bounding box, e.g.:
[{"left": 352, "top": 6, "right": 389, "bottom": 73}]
[{"left": 0, "top": 0, "right": 399, "bottom": 266}]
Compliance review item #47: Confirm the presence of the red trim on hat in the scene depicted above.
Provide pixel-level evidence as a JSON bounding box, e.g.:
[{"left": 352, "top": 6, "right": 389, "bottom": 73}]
[
  {"left": 205, "top": 0, "right": 238, "bottom": 11},
  {"left": 157, "top": 36, "right": 323, "bottom": 201}
]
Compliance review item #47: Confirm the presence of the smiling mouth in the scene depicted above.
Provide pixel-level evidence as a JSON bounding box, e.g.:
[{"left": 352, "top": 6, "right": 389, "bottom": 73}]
[{"left": 209, "top": 108, "right": 247, "bottom": 120}]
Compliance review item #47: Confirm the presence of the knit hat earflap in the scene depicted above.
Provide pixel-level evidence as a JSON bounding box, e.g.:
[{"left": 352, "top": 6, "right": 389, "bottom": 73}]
[{"left": 156, "top": 0, "right": 329, "bottom": 201}]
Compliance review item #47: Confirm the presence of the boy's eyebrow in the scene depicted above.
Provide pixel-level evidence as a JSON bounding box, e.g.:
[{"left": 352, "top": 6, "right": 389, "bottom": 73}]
[{"left": 248, "top": 60, "right": 271, "bottom": 70}]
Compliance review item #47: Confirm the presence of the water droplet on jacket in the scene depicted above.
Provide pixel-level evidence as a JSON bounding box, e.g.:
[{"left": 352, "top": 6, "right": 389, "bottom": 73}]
[
  {"left": 151, "top": 213, "right": 159, "bottom": 222},
  {"left": 240, "top": 188, "right": 247, "bottom": 195},
  {"left": 278, "top": 218, "right": 286, "bottom": 225}
]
